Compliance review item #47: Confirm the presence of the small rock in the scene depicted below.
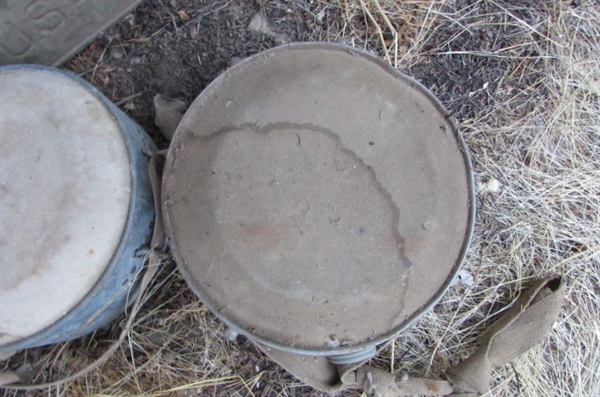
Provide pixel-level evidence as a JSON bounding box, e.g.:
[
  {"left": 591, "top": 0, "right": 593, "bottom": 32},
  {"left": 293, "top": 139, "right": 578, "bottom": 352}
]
[
  {"left": 248, "top": 13, "right": 274, "bottom": 36},
  {"left": 316, "top": 9, "right": 326, "bottom": 23},
  {"left": 450, "top": 270, "right": 474, "bottom": 288},
  {"left": 274, "top": 33, "right": 291, "bottom": 46},
  {"left": 189, "top": 25, "right": 198, "bottom": 39},
  {"left": 110, "top": 46, "right": 125, "bottom": 60},
  {"left": 479, "top": 178, "right": 501, "bottom": 194},
  {"left": 223, "top": 327, "right": 239, "bottom": 341}
]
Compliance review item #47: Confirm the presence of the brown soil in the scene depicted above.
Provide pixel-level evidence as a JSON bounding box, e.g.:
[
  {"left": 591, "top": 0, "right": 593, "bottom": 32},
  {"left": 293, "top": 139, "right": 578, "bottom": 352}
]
[
  {"left": 64, "top": 0, "right": 556, "bottom": 137},
  {"left": 64, "top": 0, "right": 345, "bottom": 149}
]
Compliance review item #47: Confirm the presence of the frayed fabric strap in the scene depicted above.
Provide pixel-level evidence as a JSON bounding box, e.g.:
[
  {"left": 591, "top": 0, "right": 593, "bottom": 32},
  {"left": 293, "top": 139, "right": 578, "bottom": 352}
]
[
  {"left": 444, "top": 275, "right": 564, "bottom": 395},
  {"left": 261, "top": 275, "right": 563, "bottom": 397}
]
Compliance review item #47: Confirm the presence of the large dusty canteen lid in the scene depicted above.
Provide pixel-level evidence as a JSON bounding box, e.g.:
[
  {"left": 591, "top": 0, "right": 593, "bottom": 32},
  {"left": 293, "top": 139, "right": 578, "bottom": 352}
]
[
  {"left": 163, "top": 43, "right": 475, "bottom": 355},
  {"left": 0, "top": 67, "right": 132, "bottom": 346}
]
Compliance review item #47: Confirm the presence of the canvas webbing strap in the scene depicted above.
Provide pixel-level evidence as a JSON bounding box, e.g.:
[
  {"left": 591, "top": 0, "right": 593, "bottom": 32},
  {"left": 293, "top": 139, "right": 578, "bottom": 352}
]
[
  {"left": 261, "top": 275, "right": 563, "bottom": 397},
  {"left": 0, "top": 156, "right": 167, "bottom": 390}
]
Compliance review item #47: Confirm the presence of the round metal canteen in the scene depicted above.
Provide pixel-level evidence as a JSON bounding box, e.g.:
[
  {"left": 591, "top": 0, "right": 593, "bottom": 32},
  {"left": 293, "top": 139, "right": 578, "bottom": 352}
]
[
  {"left": 0, "top": 65, "right": 156, "bottom": 354},
  {"left": 162, "top": 43, "right": 475, "bottom": 362}
]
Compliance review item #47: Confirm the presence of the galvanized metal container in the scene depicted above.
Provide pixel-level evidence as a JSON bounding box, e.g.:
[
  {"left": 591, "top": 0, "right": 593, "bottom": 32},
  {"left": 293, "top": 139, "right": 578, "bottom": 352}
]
[
  {"left": 0, "top": 65, "right": 156, "bottom": 354},
  {"left": 162, "top": 43, "right": 475, "bottom": 363}
]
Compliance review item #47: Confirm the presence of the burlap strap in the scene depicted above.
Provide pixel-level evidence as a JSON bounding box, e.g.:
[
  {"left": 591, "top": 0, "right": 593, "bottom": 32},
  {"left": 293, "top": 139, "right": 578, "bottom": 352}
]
[
  {"left": 444, "top": 275, "right": 563, "bottom": 395},
  {"left": 262, "top": 275, "right": 563, "bottom": 397}
]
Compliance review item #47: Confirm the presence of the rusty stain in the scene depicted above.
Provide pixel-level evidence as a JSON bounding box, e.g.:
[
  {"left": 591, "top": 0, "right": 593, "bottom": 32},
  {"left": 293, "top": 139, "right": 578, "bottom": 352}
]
[
  {"left": 425, "top": 380, "right": 440, "bottom": 393},
  {"left": 88, "top": 249, "right": 94, "bottom": 255},
  {"left": 238, "top": 221, "right": 288, "bottom": 252},
  {"left": 403, "top": 234, "right": 426, "bottom": 256}
]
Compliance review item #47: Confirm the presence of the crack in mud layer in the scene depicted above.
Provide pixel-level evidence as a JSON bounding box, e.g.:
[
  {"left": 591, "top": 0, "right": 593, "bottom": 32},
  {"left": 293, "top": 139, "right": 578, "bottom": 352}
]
[{"left": 206, "top": 120, "right": 409, "bottom": 266}]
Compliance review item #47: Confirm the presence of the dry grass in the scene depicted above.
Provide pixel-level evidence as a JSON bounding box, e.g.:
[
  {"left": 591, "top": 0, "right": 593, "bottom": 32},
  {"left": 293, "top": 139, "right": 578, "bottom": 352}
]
[
  {"left": 2, "top": 0, "right": 599, "bottom": 396},
  {"left": 367, "top": 1, "right": 600, "bottom": 396}
]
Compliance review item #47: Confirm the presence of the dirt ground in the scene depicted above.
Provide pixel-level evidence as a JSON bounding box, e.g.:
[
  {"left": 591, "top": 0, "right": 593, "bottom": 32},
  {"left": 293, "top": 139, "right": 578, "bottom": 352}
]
[
  {"left": 63, "top": 0, "right": 541, "bottom": 142},
  {"left": 2, "top": 0, "right": 599, "bottom": 396},
  {"left": 64, "top": 0, "right": 349, "bottom": 149}
]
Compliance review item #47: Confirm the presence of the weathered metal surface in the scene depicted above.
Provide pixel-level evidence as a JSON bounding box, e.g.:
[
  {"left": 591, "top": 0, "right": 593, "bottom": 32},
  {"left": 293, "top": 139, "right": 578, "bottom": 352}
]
[
  {"left": 163, "top": 43, "right": 475, "bottom": 357},
  {"left": 0, "top": 0, "right": 142, "bottom": 66},
  {"left": 0, "top": 65, "right": 156, "bottom": 354}
]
